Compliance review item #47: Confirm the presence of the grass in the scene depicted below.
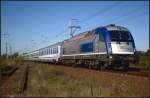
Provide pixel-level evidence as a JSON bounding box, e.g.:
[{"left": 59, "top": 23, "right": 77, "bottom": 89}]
[
  {"left": 0, "top": 58, "right": 148, "bottom": 97},
  {"left": 21, "top": 62, "right": 145, "bottom": 97},
  {"left": 0, "top": 56, "right": 25, "bottom": 75},
  {"left": 130, "top": 55, "right": 149, "bottom": 70},
  {"left": 22, "top": 62, "right": 114, "bottom": 97}
]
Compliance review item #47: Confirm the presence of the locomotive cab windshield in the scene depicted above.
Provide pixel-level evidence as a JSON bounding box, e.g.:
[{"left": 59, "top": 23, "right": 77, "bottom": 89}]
[
  {"left": 109, "top": 30, "right": 132, "bottom": 42},
  {"left": 108, "top": 30, "right": 135, "bottom": 54}
]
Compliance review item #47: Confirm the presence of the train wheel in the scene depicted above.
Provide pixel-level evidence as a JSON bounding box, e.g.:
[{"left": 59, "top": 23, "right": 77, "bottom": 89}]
[
  {"left": 101, "top": 62, "right": 108, "bottom": 70},
  {"left": 72, "top": 63, "right": 77, "bottom": 67},
  {"left": 88, "top": 64, "right": 92, "bottom": 69}
]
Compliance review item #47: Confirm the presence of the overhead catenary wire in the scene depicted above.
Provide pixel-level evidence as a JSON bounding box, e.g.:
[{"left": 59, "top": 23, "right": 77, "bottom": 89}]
[
  {"left": 80, "top": 1, "right": 122, "bottom": 25},
  {"left": 112, "top": 10, "right": 147, "bottom": 24},
  {"left": 80, "top": 3, "right": 147, "bottom": 33},
  {"left": 54, "top": 1, "right": 122, "bottom": 38},
  {"left": 103, "top": 5, "right": 147, "bottom": 24}
]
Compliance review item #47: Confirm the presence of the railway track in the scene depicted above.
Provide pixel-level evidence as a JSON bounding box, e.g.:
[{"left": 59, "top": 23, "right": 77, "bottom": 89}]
[
  {"left": 53, "top": 63, "right": 149, "bottom": 78},
  {"left": 0, "top": 64, "right": 30, "bottom": 96},
  {"left": 19, "top": 65, "right": 29, "bottom": 94},
  {"left": 104, "top": 68, "right": 149, "bottom": 77}
]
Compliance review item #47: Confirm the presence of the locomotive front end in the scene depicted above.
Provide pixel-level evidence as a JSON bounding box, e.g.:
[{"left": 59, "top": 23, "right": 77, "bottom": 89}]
[{"left": 105, "top": 25, "right": 139, "bottom": 69}]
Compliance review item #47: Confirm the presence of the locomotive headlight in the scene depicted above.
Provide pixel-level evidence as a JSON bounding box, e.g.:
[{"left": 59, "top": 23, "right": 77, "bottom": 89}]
[{"left": 109, "top": 55, "right": 112, "bottom": 59}]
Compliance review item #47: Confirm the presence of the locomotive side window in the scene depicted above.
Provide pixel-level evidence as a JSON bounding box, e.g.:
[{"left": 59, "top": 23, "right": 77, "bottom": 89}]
[
  {"left": 80, "top": 42, "right": 93, "bottom": 52},
  {"left": 99, "top": 33, "right": 104, "bottom": 41}
]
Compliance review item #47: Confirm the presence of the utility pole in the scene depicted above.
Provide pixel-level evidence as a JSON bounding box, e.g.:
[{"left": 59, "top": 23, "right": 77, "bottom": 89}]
[
  {"left": 2, "top": 33, "right": 9, "bottom": 58},
  {"left": 68, "top": 18, "right": 81, "bottom": 37},
  {"left": 9, "top": 44, "right": 12, "bottom": 55},
  {"left": 6, "top": 42, "right": 8, "bottom": 58}
]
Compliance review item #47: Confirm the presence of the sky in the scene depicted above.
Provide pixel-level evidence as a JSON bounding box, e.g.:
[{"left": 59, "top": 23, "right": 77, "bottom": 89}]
[{"left": 1, "top": 1, "right": 149, "bottom": 55}]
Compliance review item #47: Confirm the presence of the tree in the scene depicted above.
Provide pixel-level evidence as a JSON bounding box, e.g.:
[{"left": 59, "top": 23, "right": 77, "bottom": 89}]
[
  {"left": 146, "top": 49, "right": 150, "bottom": 56},
  {"left": 12, "top": 52, "right": 19, "bottom": 58}
]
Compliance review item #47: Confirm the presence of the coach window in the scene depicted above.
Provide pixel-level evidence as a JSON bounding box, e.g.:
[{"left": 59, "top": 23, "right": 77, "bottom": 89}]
[
  {"left": 55, "top": 47, "right": 57, "bottom": 53},
  {"left": 45, "top": 49, "right": 46, "bottom": 55},
  {"left": 48, "top": 48, "right": 49, "bottom": 54},
  {"left": 55, "top": 47, "right": 56, "bottom": 53},
  {"left": 53, "top": 48, "right": 55, "bottom": 54},
  {"left": 52, "top": 48, "right": 53, "bottom": 54},
  {"left": 42, "top": 50, "right": 44, "bottom": 55},
  {"left": 56, "top": 47, "right": 58, "bottom": 53},
  {"left": 49, "top": 48, "right": 51, "bottom": 54},
  {"left": 63, "top": 48, "right": 65, "bottom": 54},
  {"left": 56, "top": 47, "right": 57, "bottom": 53},
  {"left": 53, "top": 48, "right": 54, "bottom": 54},
  {"left": 40, "top": 51, "right": 41, "bottom": 56},
  {"left": 50, "top": 48, "right": 51, "bottom": 54},
  {"left": 49, "top": 48, "right": 50, "bottom": 54},
  {"left": 51, "top": 48, "right": 52, "bottom": 54},
  {"left": 51, "top": 48, "right": 53, "bottom": 54},
  {"left": 46, "top": 48, "right": 48, "bottom": 55},
  {"left": 54, "top": 47, "right": 56, "bottom": 54}
]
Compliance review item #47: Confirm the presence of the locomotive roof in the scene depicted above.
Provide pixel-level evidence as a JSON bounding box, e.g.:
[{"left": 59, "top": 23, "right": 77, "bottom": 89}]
[
  {"left": 63, "top": 24, "right": 129, "bottom": 43},
  {"left": 106, "top": 25, "right": 129, "bottom": 31}
]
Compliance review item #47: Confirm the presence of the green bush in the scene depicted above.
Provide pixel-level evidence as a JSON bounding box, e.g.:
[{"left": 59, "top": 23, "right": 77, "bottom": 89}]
[{"left": 130, "top": 55, "right": 149, "bottom": 70}]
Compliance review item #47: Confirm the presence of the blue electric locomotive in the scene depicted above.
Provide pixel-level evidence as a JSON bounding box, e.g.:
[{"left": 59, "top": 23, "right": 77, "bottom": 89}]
[{"left": 60, "top": 24, "right": 139, "bottom": 69}]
